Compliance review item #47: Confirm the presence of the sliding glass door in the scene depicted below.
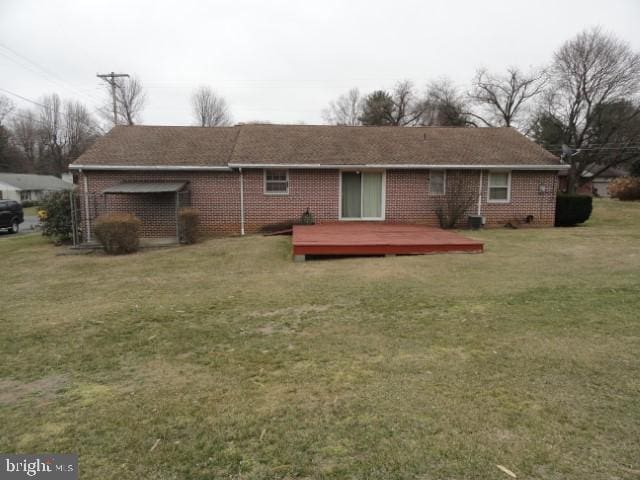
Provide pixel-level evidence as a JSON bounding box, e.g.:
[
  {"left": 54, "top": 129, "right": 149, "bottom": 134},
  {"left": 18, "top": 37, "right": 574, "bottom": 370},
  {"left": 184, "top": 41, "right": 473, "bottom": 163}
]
[{"left": 341, "top": 171, "right": 384, "bottom": 220}]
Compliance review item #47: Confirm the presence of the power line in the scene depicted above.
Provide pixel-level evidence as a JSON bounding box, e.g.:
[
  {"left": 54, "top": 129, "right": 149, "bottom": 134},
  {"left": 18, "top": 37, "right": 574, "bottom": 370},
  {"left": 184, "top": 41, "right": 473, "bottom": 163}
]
[
  {"left": 0, "top": 43, "right": 105, "bottom": 107},
  {"left": 0, "top": 87, "right": 45, "bottom": 108},
  {"left": 9, "top": 109, "right": 104, "bottom": 137}
]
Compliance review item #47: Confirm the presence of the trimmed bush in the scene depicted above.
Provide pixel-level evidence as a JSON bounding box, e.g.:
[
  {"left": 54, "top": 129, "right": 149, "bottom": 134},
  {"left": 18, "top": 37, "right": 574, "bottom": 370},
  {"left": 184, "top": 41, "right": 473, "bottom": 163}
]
[
  {"left": 555, "top": 194, "right": 593, "bottom": 227},
  {"left": 608, "top": 177, "right": 640, "bottom": 201},
  {"left": 40, "top": 191, "right": 72, "bottom": 242},
  {"left": 179, "top": 208, "right": 200, "bottom": 244},
  {"left": 20, "top": 200, "right": 40, "bottom": 208},
  {"left": 94, "top": 213, "right": 141, "bottom": 254}
]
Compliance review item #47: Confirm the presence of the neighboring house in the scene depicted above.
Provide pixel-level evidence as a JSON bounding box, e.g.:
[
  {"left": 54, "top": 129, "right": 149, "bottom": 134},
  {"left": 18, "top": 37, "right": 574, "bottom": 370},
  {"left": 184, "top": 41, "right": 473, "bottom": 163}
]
[
  {"left": 0, "top": 173, "right": 73, "bottom": 203},
  {"left": 558, "top": 165, "right": 629, "bottom": 197},
  {"left": 69, "top": 125, "right": 567, "bottom": 240},
  {"left": 589, "top": 165, "right": 628, "bottom": 198}
]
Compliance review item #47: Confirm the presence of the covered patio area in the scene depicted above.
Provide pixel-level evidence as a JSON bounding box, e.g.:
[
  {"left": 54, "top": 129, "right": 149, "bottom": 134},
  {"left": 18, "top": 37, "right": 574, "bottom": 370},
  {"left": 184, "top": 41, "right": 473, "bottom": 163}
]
[
  {"left": 292, "top": 223, "right": 484, "bottom": 261},
  {"left": 98, "top": 181, "right": 190, "bottom": 243}
]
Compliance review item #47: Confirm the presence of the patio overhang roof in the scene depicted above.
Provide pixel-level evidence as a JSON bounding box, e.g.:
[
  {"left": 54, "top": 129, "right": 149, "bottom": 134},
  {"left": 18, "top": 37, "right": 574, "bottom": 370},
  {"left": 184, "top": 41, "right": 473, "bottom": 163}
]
[{"left": 102, "top": 182, "right": 187, "bottom": 194}]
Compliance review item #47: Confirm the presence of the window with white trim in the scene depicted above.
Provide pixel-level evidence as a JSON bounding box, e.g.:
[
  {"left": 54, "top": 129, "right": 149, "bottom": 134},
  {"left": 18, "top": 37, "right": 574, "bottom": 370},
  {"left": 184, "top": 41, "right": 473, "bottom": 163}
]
[
  {"left": 488, "top": 171, "right": 511, "bottom": 202},
  {"left": 264, "top": 169, "right": 289, "bottom": 194},
  {"left": 429, "top": 170, "right": 446, "bottom": 195}
]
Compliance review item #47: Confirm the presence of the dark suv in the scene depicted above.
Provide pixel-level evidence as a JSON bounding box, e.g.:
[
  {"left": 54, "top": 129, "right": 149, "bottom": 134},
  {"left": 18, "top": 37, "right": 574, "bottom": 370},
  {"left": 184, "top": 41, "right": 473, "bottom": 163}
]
[{"left": 0, "top": 200, "right": 24, "bottom": 233}]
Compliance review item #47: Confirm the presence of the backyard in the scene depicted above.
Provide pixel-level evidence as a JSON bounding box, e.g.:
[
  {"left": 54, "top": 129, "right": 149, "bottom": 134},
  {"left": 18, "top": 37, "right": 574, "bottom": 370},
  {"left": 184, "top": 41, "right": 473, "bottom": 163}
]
[{"left": 0, "top": 199, "right": 639, "bottom": 479}]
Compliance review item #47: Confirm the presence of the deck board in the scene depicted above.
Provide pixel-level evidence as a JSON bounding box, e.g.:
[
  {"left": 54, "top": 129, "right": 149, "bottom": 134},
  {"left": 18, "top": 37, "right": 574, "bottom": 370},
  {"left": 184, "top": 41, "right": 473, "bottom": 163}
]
[{"left": 292, "top": 223, "right": 483, "bottom": 256}]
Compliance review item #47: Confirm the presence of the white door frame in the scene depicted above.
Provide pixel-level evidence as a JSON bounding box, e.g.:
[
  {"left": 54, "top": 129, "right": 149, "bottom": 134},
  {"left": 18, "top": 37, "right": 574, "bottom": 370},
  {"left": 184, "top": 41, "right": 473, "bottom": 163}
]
[{"left": 338, "top": 169, "right": 386, "bottom": 221}]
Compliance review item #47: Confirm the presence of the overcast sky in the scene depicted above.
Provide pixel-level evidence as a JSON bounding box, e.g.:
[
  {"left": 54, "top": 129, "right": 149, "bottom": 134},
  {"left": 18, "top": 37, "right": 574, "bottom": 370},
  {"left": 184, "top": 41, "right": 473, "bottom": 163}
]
[{"left": 1, "top": 0, "right": 639, "bottom": 126}]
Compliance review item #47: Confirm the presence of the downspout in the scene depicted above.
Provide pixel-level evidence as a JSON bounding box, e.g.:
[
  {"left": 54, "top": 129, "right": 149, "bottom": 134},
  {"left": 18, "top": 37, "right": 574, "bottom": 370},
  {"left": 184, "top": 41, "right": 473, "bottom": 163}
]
[
  {"left": 175, "top": 192, "right": 180, "bottom": 243},
  {"left": 477, "top": 169, "right": 483, "bottom": 217},
  {"left": 81, "top": 170, "right": 92, "bottom": 242},
  {"left": 239, "top": 168, "right": 245, "bottom": 236}
]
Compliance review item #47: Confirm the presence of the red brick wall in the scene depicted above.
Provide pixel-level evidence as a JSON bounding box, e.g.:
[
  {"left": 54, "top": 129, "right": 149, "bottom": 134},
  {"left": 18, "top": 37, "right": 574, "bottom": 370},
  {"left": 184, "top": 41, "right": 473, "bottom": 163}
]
[
  {"left": 78, "top": 168, "right": 558, "bottom": 239},
  {"left": 385, "top": 169, "right": 557, "bottom": 227},
  {"left": 242, "top": 169, "right": 339, "bottom": 233},
  {"left": 78, "top": 171, "right": 242, "bottom": 239}
]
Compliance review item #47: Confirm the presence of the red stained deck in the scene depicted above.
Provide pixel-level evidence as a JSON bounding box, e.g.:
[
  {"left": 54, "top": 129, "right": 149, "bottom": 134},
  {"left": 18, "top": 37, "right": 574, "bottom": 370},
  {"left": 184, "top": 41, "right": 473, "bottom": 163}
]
[{"left": 292, "top": 223, "right": 483, "bottom": 257}]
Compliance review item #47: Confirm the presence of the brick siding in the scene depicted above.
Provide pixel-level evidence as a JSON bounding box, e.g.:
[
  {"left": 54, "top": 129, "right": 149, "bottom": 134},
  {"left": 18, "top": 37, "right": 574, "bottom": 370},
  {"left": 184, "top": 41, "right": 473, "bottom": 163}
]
[{"left": 78, "top": 168, "right": 557, "bottom": 240}]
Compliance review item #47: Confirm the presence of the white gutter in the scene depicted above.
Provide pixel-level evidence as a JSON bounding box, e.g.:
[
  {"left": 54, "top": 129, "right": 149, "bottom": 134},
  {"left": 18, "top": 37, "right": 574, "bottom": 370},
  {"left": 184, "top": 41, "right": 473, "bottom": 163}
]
[
  {"left": 477, "top": 170, "right": 483, "bottom": 216},
  {"left": 81, "top": 170, "right": 91, "bottom": 242},
  {"left": 70, "top": 163, "right": 568, "bottom": 171},
  {"left": 239, "top": 167, "right": 245, "bottom": 236},
  {"left": 228, "top": 163, "right": 569, "bottom": 171},
  {"left": 69, "top": 164, "right": 232, "bottom": 171}
]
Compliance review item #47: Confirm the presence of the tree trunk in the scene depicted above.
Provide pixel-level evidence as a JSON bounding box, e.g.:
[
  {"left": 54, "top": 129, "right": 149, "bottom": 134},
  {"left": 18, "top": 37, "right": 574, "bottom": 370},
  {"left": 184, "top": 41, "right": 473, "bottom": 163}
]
[{"left": 566, "top": 166, "right": 579, "bottom": 194}]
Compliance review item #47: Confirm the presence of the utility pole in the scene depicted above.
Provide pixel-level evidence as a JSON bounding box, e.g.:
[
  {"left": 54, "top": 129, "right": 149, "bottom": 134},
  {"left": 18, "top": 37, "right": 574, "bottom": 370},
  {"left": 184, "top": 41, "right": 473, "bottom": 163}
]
[{"left": 97, "top": 72, "right": 129, "bottom": 125}]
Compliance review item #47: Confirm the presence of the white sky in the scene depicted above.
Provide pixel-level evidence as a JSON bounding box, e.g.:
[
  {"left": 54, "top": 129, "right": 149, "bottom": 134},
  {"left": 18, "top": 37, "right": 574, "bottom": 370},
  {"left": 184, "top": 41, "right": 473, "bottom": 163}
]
[{"left": 1, "top": 0, "right": 639, "bottom": 126}]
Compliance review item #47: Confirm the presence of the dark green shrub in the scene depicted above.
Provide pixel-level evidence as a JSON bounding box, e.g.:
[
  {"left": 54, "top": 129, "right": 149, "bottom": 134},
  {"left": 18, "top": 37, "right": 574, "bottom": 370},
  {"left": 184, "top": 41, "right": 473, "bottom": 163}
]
[
  {"left": 40, "top": 191, "right": 72, "bottom": 241},
  {"left": 608, "top": 177, "right": 640, "bottom": 201},
  {"left": 179, "top": 208, "right": 200, "bottom": 244},
  {"left": 20, "top": 200, "right": 40, "bottom": 208},
  {"left": 94, "top": 213, "right": 141, "bottom": 254},
  {"left": 555, "top": 194, "right": 593, "bottom": 226}
]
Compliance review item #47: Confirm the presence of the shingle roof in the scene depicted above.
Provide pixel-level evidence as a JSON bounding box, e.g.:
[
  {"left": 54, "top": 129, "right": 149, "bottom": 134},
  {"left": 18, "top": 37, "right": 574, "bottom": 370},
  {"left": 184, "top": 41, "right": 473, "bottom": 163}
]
[
  {"left": 70, "top": 124, "right": 560, "bottom": 169},
  {"left": 0, "top": 173, "right": 72, "bottom": 191},
  {"left": 231, "top": 124, "right": 559, "bottom": 166},
  {"left": 74, "top": 125, "right": 240, "bottom": 167}
]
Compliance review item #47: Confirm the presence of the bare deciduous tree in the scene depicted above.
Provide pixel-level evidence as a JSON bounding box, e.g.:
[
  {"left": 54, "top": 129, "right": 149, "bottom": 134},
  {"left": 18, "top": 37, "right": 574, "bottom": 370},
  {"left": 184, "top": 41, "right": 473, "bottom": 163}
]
[
  {"left": 434, "top": 174, "right": 477, "bottom": 228},
  {"left": 191, "top": 86, "right": 232, "bottom": 127},
  {"left": 423, "top": 79, "right": 471, "bottom": 126},
  {"left": 322, "top": 88, "right": 362, "bottom": 126},
  {"left": 389, "top": 80, "right": 429, "bottom": 126},
  {"left": 39, "top": 94, "right": 65, "bottom": 173},
  {"left": 540, "top": 27, "right": 640, "bottom": 192},
  {"left": 469, "top": 67, "right": 547, "bottom": 129},
  {"left": 64, "top": 100, "right": 100, "bottom": 161},
  {"left": 116, "top": 76, "right": 146, "bottom": 125},
  {"left": 39, "top": 94, "right": 100, "bottom": 174},
  {"left": 359, "top": 81, "right": 429, "bottom": 126},
  {"left": 99, "top": 76, "right": 147, "bottom": 126},
  {"left": 10, "top": 109, "right": 39, "bottom": 167},
  {"left": 0, "top": 95, "right": 15, "bottom": 126}
]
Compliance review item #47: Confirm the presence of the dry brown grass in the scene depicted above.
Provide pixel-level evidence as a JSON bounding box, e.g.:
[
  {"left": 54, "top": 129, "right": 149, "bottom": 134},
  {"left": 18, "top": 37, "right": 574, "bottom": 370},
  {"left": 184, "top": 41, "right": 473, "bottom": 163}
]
[{"left": 0, "top": 199, "right": 639, "bottom": 479}]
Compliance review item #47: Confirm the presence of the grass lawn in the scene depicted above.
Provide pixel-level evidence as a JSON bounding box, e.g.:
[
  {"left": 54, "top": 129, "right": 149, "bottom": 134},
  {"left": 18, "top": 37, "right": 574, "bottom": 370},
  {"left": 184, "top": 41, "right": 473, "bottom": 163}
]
[{"left": 1, "top": 199, "right": 639, "bottom": 479}]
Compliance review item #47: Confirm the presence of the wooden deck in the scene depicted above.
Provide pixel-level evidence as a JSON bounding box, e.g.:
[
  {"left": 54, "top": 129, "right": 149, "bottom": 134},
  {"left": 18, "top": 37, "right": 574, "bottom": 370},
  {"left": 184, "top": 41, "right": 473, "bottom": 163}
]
[{"left": 292, "top": 223, "right": 483, "bottom": 259}]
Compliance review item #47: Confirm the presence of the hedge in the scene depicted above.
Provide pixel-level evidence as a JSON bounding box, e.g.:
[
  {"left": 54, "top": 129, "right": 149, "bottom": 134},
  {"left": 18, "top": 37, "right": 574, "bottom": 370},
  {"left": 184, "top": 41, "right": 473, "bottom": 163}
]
[
  {"left": 39, "top": 191, "right": 72, "bottom": 242},
  {"left": 555, "top": 194, "right": 593, "bottom": 227},
  {"left": 94, "top": 213, "right": 142, "bottom": 254}
]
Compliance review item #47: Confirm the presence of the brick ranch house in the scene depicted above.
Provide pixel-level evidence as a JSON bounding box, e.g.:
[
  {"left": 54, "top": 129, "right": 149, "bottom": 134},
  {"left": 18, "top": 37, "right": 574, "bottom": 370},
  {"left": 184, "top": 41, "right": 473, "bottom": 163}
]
[{"left": 68, "top": 124, "right": 567, "bottom": 241}]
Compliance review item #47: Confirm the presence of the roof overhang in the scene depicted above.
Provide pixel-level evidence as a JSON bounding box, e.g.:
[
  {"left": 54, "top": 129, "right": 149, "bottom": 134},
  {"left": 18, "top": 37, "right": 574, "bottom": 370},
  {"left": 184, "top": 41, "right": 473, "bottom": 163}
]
[
  {"left": 229, "top": 163, "right": 570, "bottom": 171},
  {"left": 69, "top": 164, "right": 232, "bottom": 171},
  {"left": 102, "top": 182, "right": 187, "bottom": 194},
  {"left": 70, "top": 163, "right": 569, "bottom": 172}
]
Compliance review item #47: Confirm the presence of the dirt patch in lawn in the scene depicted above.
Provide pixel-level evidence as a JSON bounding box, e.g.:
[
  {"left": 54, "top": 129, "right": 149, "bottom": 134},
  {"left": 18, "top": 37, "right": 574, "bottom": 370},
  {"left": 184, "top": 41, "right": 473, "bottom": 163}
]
[
  {"left": 249, "top": 304, "right": 335, "bottom": 319},
  {"left": 0, "top": 374, "right": 68, "bottom": 405}
]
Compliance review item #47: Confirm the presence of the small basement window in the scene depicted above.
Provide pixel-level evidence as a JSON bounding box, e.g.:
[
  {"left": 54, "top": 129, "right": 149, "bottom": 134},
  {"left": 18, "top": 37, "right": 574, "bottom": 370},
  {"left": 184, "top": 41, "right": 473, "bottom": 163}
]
[
  {"left": 429, "top": 170, "right": 446, "bottom": 195},
  {"left": 264, "top": 169, "right": 289, "bottom": 194},
  {"left": 488, "top": 171, "right": 511, "bottom": 202}
]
